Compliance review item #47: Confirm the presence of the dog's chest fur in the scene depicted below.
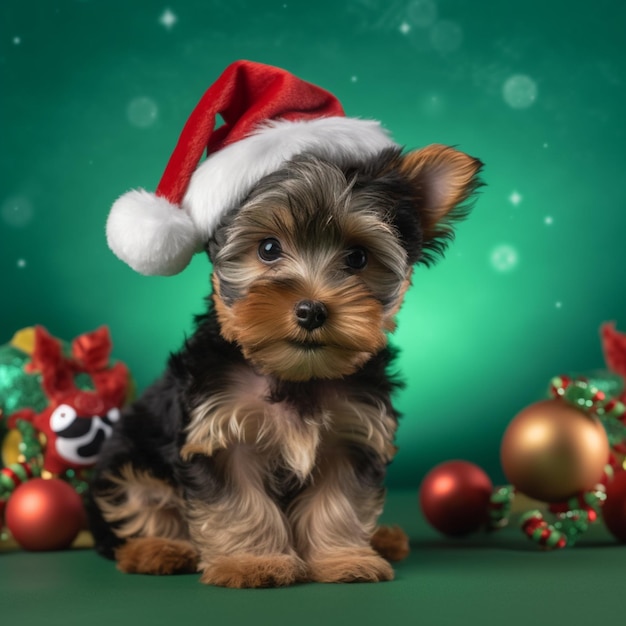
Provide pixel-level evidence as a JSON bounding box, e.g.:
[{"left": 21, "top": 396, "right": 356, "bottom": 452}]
[{"left": 180, "top": 364, "right": 397, "bottom": 481}]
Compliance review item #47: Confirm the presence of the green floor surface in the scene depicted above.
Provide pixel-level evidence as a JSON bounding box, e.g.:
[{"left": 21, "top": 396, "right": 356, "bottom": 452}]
[{"left": 1, "top": 491, "right": 623, "bottom": 626}]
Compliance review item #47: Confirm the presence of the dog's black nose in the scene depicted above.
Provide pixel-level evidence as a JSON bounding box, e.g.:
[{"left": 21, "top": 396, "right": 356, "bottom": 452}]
[{"left": 294, "top": 300, "right": 328, "bottom": 331}]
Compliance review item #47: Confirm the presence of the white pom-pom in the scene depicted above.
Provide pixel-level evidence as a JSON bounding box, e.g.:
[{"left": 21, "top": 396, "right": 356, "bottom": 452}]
[{"left": 106, "top": 189, "right": 203, "bottom": 276}]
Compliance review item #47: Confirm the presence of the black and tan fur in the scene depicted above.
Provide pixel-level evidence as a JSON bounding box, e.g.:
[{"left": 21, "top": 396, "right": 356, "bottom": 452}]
[{"left": 88, "top": 145, "right": 482, "bottom": 587}]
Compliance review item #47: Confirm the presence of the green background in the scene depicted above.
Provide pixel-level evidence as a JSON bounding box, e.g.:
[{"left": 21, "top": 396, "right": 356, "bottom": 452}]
[{"left": 1, "top": 0, "right": 625, "bottom": 488}]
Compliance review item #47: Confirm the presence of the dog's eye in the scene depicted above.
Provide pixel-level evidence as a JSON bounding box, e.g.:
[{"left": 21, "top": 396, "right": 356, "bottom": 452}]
[
  {"left": 345, "top": 247, "right": 368, "bottom": 270},
  {"left": 258, "top": 238, "right": 283, "bottom": 263}
]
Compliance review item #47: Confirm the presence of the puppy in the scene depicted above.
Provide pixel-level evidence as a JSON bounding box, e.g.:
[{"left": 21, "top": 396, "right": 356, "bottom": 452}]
[{"left": 89, "top": 61, "right": 482, "bottom": 587}]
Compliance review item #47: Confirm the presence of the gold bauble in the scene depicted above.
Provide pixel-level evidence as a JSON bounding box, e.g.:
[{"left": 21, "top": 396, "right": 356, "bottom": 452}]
[{"left": 500, "top": 398, "right": 609, "bottom": 502}]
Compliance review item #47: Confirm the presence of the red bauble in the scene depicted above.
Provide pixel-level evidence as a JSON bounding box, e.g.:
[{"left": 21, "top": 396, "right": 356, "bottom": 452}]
[
  {"left": 419, "top": 460, "right": 493, "bottom": 536},
  {"left": 5, "top": 478, "right": 85, "bottom": 550},
  {"left": 603, "top": 470, "right": 626, "bottom": 543}
]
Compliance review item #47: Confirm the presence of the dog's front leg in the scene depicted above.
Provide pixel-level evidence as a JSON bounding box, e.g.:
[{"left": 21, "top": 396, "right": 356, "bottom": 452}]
[
  {"left": 288, "top": 444, "right": 394, "bottom": 583},
  {"left": 183, "top": 444, "right": 307, "bottom": 588}
]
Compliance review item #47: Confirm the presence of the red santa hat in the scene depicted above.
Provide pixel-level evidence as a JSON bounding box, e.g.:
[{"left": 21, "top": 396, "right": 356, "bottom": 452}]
[{"left": 106, "top": 60, "right": 397, "bottom": 276}]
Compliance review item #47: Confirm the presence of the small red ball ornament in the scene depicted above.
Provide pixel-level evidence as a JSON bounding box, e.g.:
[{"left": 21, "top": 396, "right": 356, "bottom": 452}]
[
  {"left": 603, "top": 470, "right": 626, "bottom": 543},
  {"left": 5, "top": 478, "right": 85, "bottom": 550},
  {"left": 419, "top": 460, "right": 493, "bottom": 536}
]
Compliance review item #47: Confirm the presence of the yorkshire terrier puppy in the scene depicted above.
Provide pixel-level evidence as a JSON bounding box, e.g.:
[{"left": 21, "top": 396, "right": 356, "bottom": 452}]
[{"left": 89, "top": 61, "right": 482, "bottom": 587}]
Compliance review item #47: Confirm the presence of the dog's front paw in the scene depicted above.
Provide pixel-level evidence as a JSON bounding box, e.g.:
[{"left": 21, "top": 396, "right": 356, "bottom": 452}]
[
  {"left": 200, "top": 553, "right": 307, "bottom": 588},
  {"left": 115, "top": 537, "right": 199, "bottom": 575},
  {"left": 308, "top": 548, "right": 394, "bottom": 583},
  {"left": 371, "top": 525, "right": 410, "bottom": 562}
]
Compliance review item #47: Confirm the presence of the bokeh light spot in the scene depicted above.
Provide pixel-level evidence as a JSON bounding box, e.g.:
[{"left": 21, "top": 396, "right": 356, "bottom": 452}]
[
  {"left": 127, "top": 97, "right": 158, "bottom": 128},
  {"left": 430, "top": 21, "right": 463, "bottom": 53},
  {"left": 421, "top": 92, "right": 444, "bottom": 116},
  {"left": 491, "top": 244, "right": 519, "bottom": 272},
  {"left": 2, "top": 195, "right": 34, "bottom": 228},
  {"left": 503, "top": 74, "right": 538, "bottom": 109},
  {"left": 159, "top": 8, "right": 178, "bottom": 30},
  {"left": 509, "top": 190, "right": 522, "bottom": 206},
  {"left": 407, "top": 0, "right": 438, "bottom": 27}
]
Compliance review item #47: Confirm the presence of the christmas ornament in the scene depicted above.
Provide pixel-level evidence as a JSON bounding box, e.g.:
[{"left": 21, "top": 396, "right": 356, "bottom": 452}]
[
  {"left": 497, "top": 374, "right": 626, "bottom": 548},
  {"left": 519, "top": 487, "right": 607, "bottom": 549},
  {"left": 601, "top": 322, "right": 626, "bottom": 404},
  {"left": 500, "top": 397, "right": 609, "bottom": 502},
  {"left": 6, "top": 326, "right": 129, "bottom": 475},
  {"left": 420, "top": 365, "right": 626, "bottom": 550},
  {"left": 419, "top": 460, "right": 493, "bottom": 536},
  {"left": 552, "top": 374, "right": 626, "bottom": 462},
  {"left": 0, "top": 420, "right": 43, "bottom": 517},
  {"left": 1, "top": 326, "right": 129, "bottom": 425},
  {"left": 5, "top": 478, "right": 85, "bottom": 550},
  {"left": 420, "top": 463, "right": 611, "bottom": 550},
  {"left": 1, "top": 459, "right": 40, "bottom": 493},
  {"left": 603, "top": 470, "right": 626, "bottom": 542},
  {"left": 1, "top": 325, "right": 132, "bottom": 549},
  {"left": 487, "top": 485, "right": 516, "bottom": 530}
]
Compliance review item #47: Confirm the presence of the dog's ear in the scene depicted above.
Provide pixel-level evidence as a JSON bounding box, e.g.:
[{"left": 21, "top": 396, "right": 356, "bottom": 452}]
[{"left": 398, "top": 144, "right": 483, "bottom": 263}]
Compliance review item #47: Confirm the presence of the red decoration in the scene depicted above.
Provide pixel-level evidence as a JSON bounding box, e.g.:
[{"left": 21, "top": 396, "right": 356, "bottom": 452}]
[
  {"left": 156, "top": 60, "right": 345, "bottom": 207},
  {"left": 603, "top": 470, "right": 626, "bottom": 542},
  {"left": 419, "top": 460, "right": 493, "bottom": 536},
  {"left": 5, "top": 478, "right": 85, "bottom": 550},
  {"left": 601, "top": 323, "right": 626, "bottom": 403},
  {"left": 9, "top": 326, "right": 129, "bottom": 474}
]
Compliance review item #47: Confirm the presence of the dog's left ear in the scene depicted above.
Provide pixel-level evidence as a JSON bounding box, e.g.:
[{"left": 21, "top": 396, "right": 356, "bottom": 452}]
[{"left": 399, "top": 144, "right": 483, "bottom": 263}]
